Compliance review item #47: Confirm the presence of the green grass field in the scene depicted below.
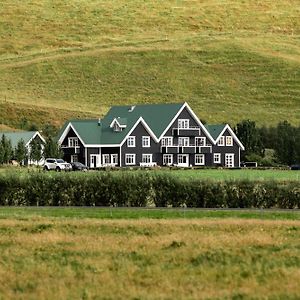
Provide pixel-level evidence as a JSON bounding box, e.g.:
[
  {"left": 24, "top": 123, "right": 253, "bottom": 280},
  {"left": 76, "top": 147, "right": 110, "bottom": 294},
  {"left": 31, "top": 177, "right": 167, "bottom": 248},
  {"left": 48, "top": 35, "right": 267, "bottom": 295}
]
[
  {"left": 0, "top": 210, "right": 300, "bottom": 299},
  {"left": 0, "top": 0, "right": 299, "bottom": 130},
  {"left": 1, "top": 166, "right": 299, "bottom": 181}
]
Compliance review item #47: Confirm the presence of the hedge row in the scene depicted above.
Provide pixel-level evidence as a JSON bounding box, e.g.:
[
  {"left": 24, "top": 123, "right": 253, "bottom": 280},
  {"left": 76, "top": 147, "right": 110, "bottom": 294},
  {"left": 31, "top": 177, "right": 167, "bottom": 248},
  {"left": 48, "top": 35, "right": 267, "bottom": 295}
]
[{"left": 0, "top": 173, "right": 299, "bottom": 208}]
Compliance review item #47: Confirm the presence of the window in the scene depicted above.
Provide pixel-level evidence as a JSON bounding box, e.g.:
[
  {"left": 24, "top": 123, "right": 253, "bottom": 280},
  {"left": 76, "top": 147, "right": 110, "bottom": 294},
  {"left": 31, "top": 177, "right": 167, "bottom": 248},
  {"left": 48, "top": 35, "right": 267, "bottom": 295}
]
[
  {"left": 178, "top": 119, "right": 189, "bottom": 129},
  {"left": 102, "top": 154, "right": 110, "bottom": 164},
  {"left": 177, "top": 154, "right": 189, "bottom": 165},
  {"left": 178, "top": 137, "right": 189, "bottom": 146},
  {"left": 111, "top": 154, "right": 118, "bottom": 165},
  {"left": 142, "top": 154, "right": 152, "bottom": 164},
  {"left": 163, "top": 154, "right": 173, "bottom": 165},
  {"left": 113, "top": 122, "right": 122, "bottom": 132},
  {"left": 226, "top": 136, "right": 233, "bottom": 146},
  {"left": 71, "top": 155, "right": 78, "bottom": 163},
  {"left": 161, "top": 137, "right": 173, "bottom": 146},
  {"left": 217, "top": 136, "right": 225, "bottom": 146},
  {"left": 142, "top": 136, "right": 150, "bottom": 148},
  {"left": 125, "top": 154, "right": 136, "bottom": 165},
  {"left": 195, "top": 137, "right": 206, "bottom": 146},
  {"left": 127, "top": 136, "right": 135, "bottom": 147},
  {"left": 214, "top": 153, "right": 221, "bottom": 164},
  {"left": 68, "top": 137, "right": 78, "bottom": 147},
  {"left": 195, "top": 154, "right": 205, "bottom": 165}
]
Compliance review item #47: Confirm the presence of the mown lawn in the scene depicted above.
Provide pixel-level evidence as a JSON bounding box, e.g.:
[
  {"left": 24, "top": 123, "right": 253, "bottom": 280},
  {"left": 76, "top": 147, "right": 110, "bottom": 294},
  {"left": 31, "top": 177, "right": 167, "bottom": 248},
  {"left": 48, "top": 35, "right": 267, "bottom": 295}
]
[{"left": 0, "top": 214, "right": 300, "bottom": 299}]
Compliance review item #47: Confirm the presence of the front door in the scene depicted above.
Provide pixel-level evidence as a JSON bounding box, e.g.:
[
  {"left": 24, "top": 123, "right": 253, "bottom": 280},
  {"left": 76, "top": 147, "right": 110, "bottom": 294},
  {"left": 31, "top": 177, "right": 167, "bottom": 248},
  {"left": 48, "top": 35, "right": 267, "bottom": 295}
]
[
  {"left": 225, "top": 154, "right": 234, "bottom": 168},
  {"left": 90, "top": 154, "right": 100, "bottom": 168},
  {"left": 177, "top": 154, "right": 189, "bottom": 167}
]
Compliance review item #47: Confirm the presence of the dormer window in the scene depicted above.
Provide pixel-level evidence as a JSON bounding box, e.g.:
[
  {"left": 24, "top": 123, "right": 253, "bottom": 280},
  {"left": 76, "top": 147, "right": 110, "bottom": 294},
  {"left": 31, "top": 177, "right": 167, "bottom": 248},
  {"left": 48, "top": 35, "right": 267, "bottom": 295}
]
[
  {"left": 113, "top": 122, "right": 122, "bottom": 132},
  {"left": 110, "top": 118, "right": 127, "bottom": 132}
]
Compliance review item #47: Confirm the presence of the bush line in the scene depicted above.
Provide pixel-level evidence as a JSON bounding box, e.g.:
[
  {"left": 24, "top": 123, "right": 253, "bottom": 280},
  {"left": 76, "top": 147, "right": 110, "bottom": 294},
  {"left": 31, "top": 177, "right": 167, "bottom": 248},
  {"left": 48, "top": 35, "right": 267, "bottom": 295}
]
[{"left": 0, "top": 173, "right": 299, "bottom": 208}]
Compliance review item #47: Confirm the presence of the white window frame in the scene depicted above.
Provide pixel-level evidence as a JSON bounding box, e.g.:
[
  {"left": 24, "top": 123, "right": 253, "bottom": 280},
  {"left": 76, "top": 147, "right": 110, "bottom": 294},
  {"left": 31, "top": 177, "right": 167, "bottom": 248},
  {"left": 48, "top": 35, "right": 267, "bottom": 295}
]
[
  {"left": 102, "top": 154, "right": 110, "bottom": 165},
  {"left": 163, "top": 154, "right": 173, "bottom": 165},
  {"left": 214, "top": 153, "right": 221, "bottom": 164},
  {"left": 226, "top": 136, "right": 233, "bottom": 146},
  {"left": 142, "top": 136, "right": 150, "bottom": 148},
  {"left": 177, "top": 154, "right": 189, "bottom": 166},
  {"left": 127, "top": 136, "right": 136, "bottom": 147},
  {"left": 111, "top": 154, "right": 118, "bottom": 165},
  {"left": 195, "top": 154, "right": 205, "bottom": 166},
  {"left": 68, "top": 137, "right": 79, "bottom": 148},
  {"left": 195, "top": 137, "right": 206, "bottom": 147},
  {"left": 178, "top": 119, "right": 189, "bottom": 129},
  {"left": 161, "top": 137, "right": 173, "bottom": 146},
  {"left": 125, "top": 154, "right": 136, "bottom": 165},
  {"left": 217, "top": 136, "right": 225, "bottom": 146},
  {"left": 178, "top": 137, "right": 189, "bottom": 147},
  {"left": 70, "top": 155, "right": 78, "bottom": 163},
  {"left": 142, "top": 154, "right": 152, "bottom": 164}
]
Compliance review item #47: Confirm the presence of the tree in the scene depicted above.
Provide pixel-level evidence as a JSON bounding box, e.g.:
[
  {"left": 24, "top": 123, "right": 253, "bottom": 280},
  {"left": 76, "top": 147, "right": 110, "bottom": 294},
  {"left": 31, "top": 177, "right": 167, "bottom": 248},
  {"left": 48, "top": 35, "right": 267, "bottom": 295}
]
[
  {"left": 274, "top": 121, "right": 297, "bottom": 165},
  {"left": 0, "top": 134, "right": 13, "bottom": 164},
  {"left": 235, "top": 120, "right": 264, "bottom": 159},
  {"left": 14, "top": 139, "right": 27, "bottom": 165},
  {"left": 43, "top": 137, "right": 63, "bottom": 159},
  {"left": 29, "top": 139, "right": 42, "bottom": 164}
]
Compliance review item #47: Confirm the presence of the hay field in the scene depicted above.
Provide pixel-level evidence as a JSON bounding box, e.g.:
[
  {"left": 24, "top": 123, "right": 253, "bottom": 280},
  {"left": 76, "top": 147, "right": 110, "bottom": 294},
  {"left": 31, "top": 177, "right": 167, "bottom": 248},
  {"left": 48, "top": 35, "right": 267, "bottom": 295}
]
[{"left": 0, "top": 216, "right": 300, "bottom": 299}]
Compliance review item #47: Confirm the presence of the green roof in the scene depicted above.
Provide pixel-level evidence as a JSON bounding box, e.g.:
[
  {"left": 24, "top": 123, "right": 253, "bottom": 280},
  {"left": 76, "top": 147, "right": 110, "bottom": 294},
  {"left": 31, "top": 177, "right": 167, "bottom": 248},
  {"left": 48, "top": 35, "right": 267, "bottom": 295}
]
[
  {"left": 0, "top": 131, "right": 39, "bottom": 148},
  {"left": 204, "top": 124, "right": 226, "bottom": 140},
  {"left": 58, "top": 119, "right": 102, "bottom": 144},
  {"left": 61, "top": 103, "right": 184, "bottom": 145}
]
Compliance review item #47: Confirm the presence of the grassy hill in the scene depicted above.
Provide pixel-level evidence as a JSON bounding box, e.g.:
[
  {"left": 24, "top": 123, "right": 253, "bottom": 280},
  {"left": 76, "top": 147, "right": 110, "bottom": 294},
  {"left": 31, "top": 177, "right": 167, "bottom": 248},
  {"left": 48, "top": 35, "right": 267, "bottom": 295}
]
[{"left": 0, "top": 0, "right": 299, "bottom": 130}]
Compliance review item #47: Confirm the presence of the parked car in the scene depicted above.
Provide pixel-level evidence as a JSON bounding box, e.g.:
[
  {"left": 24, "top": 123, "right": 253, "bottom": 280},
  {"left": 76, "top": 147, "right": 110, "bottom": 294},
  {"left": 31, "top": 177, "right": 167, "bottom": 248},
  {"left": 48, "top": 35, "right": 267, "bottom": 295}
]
[
  {"left": 43, "top": 158, "right": 72, "bottom": 171},
  {"left": 71, "top": 162, "right": 88, "bottom": 171},
  {"left": 290, "top": 164, "right": 300, "bottom": 170}
]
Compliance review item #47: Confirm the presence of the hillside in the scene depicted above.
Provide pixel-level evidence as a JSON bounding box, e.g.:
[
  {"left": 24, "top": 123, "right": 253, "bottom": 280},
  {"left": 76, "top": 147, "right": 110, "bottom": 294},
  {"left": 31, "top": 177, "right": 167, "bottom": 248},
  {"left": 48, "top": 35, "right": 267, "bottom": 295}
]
[{"left": 0, "top": 0, "right": 299, "bottom": 130}]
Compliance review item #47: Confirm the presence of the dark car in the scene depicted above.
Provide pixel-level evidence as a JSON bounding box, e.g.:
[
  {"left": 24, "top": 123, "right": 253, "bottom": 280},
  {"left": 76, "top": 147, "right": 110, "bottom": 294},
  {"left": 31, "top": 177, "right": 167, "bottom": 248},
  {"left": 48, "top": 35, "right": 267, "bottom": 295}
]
[
  {"left": 291, "top": 164, "right": 300, "bottom": 170},
  {"left": 71, "top": 162, "right": 89, "bottom": 171}
]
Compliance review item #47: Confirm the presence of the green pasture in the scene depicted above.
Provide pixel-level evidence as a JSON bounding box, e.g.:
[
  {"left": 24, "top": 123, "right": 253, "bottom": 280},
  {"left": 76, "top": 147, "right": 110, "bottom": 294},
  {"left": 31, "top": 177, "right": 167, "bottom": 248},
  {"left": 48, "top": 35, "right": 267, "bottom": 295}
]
[
  {"left": 0, "top": 0, "right": 299, "bottom": 129},
  {"left": 0, "top": 207, "right": 300, "bottom": 221},
  {"left": 1, "top": 166, "right": 299, "bottom": 181}
]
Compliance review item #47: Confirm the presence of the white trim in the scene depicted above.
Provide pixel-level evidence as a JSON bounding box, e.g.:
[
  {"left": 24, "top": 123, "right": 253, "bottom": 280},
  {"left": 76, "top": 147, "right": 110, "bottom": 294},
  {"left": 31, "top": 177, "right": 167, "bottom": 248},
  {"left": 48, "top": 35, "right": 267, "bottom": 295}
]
[
  {"left": 177, "top": 154, "right": 189, "bottom": 167},
  {"left": 158, "top": 102, "right": 215, "bottom": 144},
  {"left": 142, "top": 136, "right": 151, "bottom": 148},
  {"left": 195, "top": 154, "right": 205, "bottom": 166},
  {"left": 58, "top": 123, "right": 86, "bottom": 147},
  {"left": 163, "top": 154, "right": 173, "bottom": 165},
  {"left": 226, "top": 136, "right": 233, "bottom": 146},
  {"left": 120, "top": 117, "right": 159, "bottom": 146},
  {"left": 213, "top": 153, "right": 221, "bottom": 164},
  {"left": 142, "top": 153, "right": 152, "bottom": 164},
  {"left": 215, "top": 124, "right": 245, "bottom": 150},
  {"left": 217, "top": 136, "right": 225, "bottom": 146},
  {"left": 110, "top": 118, "right": 127, "bottom": 129},
  {"left": 120, "top": 146, "right": 122, "bottom": 167},
  {"left": 25, "top": 131, "right": 46, "bottom": 147},
  {"left": 125, "top": 153, "right": 136, "bottom": 165},
  {"left": 127, "top": 136, "right": 136, "bottom": 148},
  {"left": 225, "top": 153, "right": 235, "bottom": 168}
]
